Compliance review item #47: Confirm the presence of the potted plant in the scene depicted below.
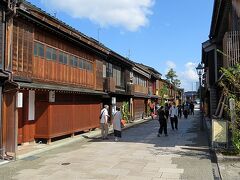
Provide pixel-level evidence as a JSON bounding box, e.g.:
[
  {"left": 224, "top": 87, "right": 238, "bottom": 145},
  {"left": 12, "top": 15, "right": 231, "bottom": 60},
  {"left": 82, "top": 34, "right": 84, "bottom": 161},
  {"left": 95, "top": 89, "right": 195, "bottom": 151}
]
[{"left": 121, "top": 101, "right": 130, "bottom": 123}]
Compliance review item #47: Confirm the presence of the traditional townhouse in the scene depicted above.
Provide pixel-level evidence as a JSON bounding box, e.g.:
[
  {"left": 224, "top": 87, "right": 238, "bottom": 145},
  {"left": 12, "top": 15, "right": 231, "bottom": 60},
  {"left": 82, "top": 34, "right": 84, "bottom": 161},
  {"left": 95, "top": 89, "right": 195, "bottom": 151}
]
[
  {"left": 1, "top": 1, "right": 112, "bottom": 158},
  {"left": 0, "top": 1, "right": 142, "bottom": 159},
  {"left": 136, "top": 64, "right": 162, "bottom": 114},
  {"left": 128, "top": 64, "right": 150, "bottom": 119},
  {"left": 202, "top": 0, "right": 240, "bottom": 117},
  {"left": 0, "top": 0, "right": 20, "bottom": 160},
  {"left": 102, "top": 50, "right": 134, "bottom": 121},
  {"left": 0, "top": 1, "right": 167, "bottom": 159}
]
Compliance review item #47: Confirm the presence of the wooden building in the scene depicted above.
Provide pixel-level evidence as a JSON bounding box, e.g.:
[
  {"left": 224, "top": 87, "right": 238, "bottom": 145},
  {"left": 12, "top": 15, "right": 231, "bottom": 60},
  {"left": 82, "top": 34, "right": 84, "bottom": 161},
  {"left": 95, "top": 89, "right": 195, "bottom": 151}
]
[
  {"left": 202, "top": 0, "right": 240, "bottom": 117},
  {"left": 129, "top": 65, "right": 150, "bottom": 119},
  {"left": 6, "top": 1, "right": 116, "bottom": 146},
  {"left": 129, "top": 64, "right": 161, "bottom": 119},
  {"left": 0, "top": 0, "right": 20, "bottom": 160},
  {"left": 102, "top": 50, "right": 134, "bottom": 120},
  {"left": 0, "top": 0, "right": 166, "bottom": 159}
]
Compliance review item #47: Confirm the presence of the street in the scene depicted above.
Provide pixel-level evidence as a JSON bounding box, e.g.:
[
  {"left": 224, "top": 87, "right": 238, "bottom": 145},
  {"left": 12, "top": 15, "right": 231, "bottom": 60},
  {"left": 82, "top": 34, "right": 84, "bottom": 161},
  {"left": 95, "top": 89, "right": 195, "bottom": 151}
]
[{"left": 0, "top": 109, "right": 215, "bottom": 180}]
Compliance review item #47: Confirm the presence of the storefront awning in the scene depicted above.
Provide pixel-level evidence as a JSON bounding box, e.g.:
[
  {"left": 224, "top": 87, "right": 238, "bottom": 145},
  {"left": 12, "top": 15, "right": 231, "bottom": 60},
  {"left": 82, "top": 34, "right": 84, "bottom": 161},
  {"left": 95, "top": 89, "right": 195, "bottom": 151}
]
[{"left": 17, "top": 82, "right": 107, "bottom": 96}]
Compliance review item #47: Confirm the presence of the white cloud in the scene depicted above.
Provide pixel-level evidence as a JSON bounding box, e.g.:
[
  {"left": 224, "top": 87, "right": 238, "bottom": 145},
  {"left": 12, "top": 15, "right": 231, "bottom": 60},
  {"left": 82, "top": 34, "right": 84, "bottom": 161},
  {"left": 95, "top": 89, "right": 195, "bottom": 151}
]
[
  {"left": 163, "top": 61, "right": 199, "bottom": 91},
  {"left": 179, "top": 62, "right": 199, "bottom": 91},
  {"left": 40, "top": 0, "right": 155, "bottom": 31},
  {"left": 183, "top": 62, "right": 198, "bottom": 81}
]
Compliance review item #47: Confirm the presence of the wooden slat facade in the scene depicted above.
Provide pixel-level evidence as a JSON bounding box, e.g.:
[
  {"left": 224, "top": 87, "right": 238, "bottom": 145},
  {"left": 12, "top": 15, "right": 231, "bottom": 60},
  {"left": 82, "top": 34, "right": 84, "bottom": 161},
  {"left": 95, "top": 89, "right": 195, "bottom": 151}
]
[
  {"left": 34, "top": 93, "right": 101, "bottom": 140},
  {"left": 223, "top": 31, "right": 240, "bottom": 67},
  {"left": 8, "top": 16, "right": 106, "bottom": 143},
  {"left": 17, "top": 91, "right": 36, "bottom": 144},
  {"left": 12, "top": 19, "right": 96, "bottom": 89},
  {"left": 2, "top": 91, "right": 16, "bottom": 153},
  {"left": 0, "top": 10, "right": 3, "bottom": 68},
  {"left": 1, "top": 1, "right": 164, "bottom": 147},
  {"left": 133, "top": 98, "right": 146, "bottom": 119},
  {"left": 134, "top": 85, "right": 148, "bottom": 95}
]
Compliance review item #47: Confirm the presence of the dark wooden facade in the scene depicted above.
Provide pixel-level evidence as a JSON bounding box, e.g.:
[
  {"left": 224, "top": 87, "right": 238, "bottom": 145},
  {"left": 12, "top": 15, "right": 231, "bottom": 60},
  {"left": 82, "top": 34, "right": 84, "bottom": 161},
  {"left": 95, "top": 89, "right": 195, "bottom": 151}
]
[
  {"left": 34, "top": 93, "right": 101, "bottom": 142},
  {"left": 3, "top": 2, "right": 109, "bottom": 144},
  {"left": 133, "top": 98, "right": 146, "bottom": 119},
  {"left": 11, "top": 19, "right": 96, "bottom": 89},
  {"left": 202, "top": 0, "right": 238, "bottom": 117},
  {"left": 131, "top": 66, "right": 150, "bottom": 119},
  {"left": 0, "top": 1, "right": 165, "bottom": 156}
]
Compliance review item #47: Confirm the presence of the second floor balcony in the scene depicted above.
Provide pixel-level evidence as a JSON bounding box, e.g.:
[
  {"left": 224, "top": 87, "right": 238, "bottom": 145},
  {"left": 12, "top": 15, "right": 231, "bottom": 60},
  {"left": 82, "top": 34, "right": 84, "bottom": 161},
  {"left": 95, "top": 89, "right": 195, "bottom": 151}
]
[
  {"left": 127, "top": 84, "right": 148, "bottom": 95},
  {"left": 104, "top": 77, "right": 116, "bottom": 93}
]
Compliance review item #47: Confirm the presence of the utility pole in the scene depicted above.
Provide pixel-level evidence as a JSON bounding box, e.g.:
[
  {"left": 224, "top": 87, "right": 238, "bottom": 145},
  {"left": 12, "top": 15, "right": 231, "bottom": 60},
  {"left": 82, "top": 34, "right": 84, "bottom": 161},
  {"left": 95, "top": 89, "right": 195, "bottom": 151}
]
[
  {"left": 192, "top": 82, "right": 194, "bottom": 101},
  {"left": 97, "top": 27, "right": 101, "bottom": 42},
  {"left": 128, "top": 49, "right": 131, "bottom": 59}
]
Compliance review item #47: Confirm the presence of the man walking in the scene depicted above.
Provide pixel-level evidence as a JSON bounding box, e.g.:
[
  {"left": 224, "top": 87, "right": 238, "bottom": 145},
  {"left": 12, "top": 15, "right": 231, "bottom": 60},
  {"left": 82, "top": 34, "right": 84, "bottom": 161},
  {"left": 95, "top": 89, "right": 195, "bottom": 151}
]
[
  {"left": 169, "top": 102, "right": 178, "bottom": 130},
  {"left": 190, "top": 102, "right": 195, "bottom": 115},
  {"left": 100, "top": 105, "right": 110, "bottom": 140},
  {"left": 157, "top": 106, "right": 168, "bottom": 137},
  {"left": 178, "top": 104, "right": 182, "bottom": 118}
]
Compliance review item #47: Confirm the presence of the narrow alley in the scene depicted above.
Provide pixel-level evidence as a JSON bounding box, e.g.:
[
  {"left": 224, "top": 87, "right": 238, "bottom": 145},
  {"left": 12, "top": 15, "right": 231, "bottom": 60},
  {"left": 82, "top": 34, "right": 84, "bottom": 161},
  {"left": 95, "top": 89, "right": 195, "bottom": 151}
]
[{"left": 0, "top": 109, "right": 214, "bottom": 180}]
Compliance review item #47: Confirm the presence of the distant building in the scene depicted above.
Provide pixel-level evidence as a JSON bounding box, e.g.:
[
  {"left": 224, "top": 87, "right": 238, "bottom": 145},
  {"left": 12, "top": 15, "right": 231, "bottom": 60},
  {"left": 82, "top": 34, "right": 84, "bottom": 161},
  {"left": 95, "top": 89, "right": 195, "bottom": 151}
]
[{"left": 184, "top": 91, "right": 197, "bottom": 102}]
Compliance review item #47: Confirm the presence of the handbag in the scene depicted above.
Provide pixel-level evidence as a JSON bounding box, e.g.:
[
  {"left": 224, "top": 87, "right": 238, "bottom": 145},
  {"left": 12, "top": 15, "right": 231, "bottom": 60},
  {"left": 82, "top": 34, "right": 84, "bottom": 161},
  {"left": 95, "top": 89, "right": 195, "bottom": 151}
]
[
  {"left": 121, "top": 119, "right": 125, "bottom": 128},
  {"left": 99, "top": 110, "right": 104, "bottom": 119}
]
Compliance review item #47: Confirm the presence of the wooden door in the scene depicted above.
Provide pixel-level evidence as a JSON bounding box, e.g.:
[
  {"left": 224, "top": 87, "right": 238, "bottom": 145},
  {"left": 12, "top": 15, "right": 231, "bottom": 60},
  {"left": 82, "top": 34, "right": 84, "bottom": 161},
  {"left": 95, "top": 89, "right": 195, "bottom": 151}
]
[{"left": 17, "top": 108, "right": 23, "bottom": 144}]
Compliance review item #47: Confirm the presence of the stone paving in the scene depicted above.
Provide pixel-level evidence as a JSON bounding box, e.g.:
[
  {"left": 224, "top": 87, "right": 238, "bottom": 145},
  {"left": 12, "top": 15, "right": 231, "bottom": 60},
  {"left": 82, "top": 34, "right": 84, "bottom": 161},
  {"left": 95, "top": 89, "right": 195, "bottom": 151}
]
[
  {"left": 0, "top": 110, "right": 214, "bottom": 180},
  {"left": 218, "top": 160, "right": 240, "bottom": 180}
]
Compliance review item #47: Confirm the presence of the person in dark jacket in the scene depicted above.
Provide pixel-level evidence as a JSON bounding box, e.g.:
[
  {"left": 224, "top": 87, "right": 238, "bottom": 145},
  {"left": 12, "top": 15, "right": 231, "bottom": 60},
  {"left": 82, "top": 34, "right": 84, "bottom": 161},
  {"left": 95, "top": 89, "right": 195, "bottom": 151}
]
[
  {"left": 165, "top": 103, "right": 169, "bottom": 120},
  {"left": 183, "top": 103, "right": 189, "bottom": 119},
  {"left": 190, "top": 102, "right": 195, "bottom": 115},
  {"left": 157, "top": 106, "right": 168, "bottom": 137},
  {"left": 178, "top": 104, "right": 182, "bottom": 118}
]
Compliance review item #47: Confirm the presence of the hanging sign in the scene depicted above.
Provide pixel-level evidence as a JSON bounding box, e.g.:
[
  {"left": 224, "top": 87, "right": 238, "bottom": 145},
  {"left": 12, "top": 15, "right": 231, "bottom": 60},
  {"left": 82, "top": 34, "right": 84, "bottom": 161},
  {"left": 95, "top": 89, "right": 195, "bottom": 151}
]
[{"left": 49, "top": 91, "right": 55, "bottom": 102}]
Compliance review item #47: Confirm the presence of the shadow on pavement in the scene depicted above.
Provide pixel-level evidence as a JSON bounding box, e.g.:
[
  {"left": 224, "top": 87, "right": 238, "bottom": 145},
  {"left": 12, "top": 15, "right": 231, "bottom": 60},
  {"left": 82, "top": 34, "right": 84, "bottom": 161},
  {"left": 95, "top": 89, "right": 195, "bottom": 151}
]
[{"left": 82, "top": 110, "right": 211, "bottom": 160}]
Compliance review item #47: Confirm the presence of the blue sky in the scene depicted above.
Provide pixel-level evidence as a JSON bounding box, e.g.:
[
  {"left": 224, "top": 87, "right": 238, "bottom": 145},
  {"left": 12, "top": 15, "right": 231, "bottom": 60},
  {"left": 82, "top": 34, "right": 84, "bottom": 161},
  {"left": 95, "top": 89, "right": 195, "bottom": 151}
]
[{"left": 27, "top": 0, "right": 214, "bottom": 91}]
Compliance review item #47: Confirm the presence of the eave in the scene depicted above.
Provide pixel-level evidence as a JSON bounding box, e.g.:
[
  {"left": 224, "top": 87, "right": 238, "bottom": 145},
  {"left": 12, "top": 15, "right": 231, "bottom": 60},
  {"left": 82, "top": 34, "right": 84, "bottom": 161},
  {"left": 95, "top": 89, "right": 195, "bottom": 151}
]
[
  {"left": 17, "top": 82, "right": 107, "bottom": 96},
  {"left": 18, "top": 1, "right": 110, "bottom": 59},
  {"left": 109, "top": 51, "right": 134, "bottom": 67},
  {"left": 132, "top": 67, "right": 151, "bottom": 79},
  {"left": 209, "top": 0, "right": 231, "bottom": 41}
]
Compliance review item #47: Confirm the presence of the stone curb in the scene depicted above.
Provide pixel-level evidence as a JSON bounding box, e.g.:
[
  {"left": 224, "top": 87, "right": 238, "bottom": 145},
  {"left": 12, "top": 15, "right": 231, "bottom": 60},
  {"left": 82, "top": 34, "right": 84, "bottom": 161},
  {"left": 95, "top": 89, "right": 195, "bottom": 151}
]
[
  {"left": 216, "top": 152, "right": 240, "bottom": 163},
  {"left": 204, "top": 117, "right": 240, "bottom": 163},
  {"left": 15, "top": 117, "right": 152, "bottom": 160}
]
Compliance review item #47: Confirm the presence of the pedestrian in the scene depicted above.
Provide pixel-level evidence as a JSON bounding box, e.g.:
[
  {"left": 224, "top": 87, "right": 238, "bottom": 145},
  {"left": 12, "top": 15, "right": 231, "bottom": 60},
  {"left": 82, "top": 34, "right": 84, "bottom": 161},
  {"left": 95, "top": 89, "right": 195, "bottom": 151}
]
[
  {"left": 165, "top": 103, "right": 169, "bottom": 120},
  {"left": 190, "top": 102, "right": 195, "bottom": 115},
  {"left": 169, "top": 102, "right": 178, "bottom": 130},
  {"left": 113, "top": 107, "right": 122, "bottom": 141},
  {"left": 178, "top": 104, "right": 182, "bottom": 118},
  {"left": 100, "top": 105, "right": 110, "bottom": 140},
  {"left": 183, "top": 103, "right": 189, "bottom": 119},
  {"left": 157, "top": 106, "right": 168, "bottom": 137}
]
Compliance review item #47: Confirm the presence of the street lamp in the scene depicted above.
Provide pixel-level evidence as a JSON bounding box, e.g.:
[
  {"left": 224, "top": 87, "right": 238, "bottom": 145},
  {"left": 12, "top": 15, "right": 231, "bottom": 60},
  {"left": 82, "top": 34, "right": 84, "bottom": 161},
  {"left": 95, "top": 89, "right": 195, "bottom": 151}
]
[{"left": 196, "top": 63, "right": 204, "bottom": 131}]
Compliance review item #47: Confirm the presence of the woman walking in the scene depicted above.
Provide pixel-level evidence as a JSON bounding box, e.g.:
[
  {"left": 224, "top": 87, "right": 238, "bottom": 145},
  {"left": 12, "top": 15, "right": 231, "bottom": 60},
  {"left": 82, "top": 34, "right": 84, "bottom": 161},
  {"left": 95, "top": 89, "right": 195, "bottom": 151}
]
[
  {"left": 113, "top": 107, "right": 122, "bottom": 141},
  {"left": 157, "top": 106, "right": 168, "bottom": 137}
]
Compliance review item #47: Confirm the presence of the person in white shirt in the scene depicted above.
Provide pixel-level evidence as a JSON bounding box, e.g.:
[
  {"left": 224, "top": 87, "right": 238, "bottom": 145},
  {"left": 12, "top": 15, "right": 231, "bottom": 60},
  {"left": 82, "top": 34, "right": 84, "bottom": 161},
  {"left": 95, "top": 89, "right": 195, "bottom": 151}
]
[
  {"left": 113, "top": 107, "right": 122, "bottom": 141},
  {"left": 100, "top": 105, "right": 110, "bottom": 139},
  {"left": 169, "top": 102, "right": 178, "bottom": 130}
]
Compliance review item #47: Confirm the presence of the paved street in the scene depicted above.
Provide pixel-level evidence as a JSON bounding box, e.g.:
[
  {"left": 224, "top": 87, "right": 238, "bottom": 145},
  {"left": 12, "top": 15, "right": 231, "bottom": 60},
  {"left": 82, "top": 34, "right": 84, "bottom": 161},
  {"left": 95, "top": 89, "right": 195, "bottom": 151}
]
[{"left": 0, "top": 110, "right": 214, "bottom": 180}]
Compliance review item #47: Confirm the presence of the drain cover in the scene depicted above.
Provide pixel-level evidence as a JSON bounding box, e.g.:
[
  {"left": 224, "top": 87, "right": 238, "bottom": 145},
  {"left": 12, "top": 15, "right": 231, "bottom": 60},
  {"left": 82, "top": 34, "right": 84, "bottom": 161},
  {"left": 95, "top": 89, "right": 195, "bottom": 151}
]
[{"left": 61, "top": 162, "right": 71, "bottom": 166}]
